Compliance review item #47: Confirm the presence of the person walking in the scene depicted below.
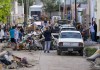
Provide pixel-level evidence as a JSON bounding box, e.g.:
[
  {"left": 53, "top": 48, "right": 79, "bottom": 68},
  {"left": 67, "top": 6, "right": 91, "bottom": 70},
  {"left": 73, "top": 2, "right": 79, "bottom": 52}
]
[
  {"left": 9, "top": 26, "right": 16, "bottom": 49},
  {"left": 43, "top": 27, "right": 52, "bottom": 53},
  {"left": 89, "top": 23, "right": 95, "bottom": 41}
]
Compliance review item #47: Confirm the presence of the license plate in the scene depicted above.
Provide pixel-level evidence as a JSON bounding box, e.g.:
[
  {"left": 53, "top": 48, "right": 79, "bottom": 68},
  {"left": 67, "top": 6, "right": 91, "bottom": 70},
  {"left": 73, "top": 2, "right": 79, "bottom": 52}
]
[
  {"left": 63, "top": 43, "right": 70, "bottom": 46},
  {"left": 68, "top": 48, "right": 73, "bottom": 51},
  {"left": 70, "top": 43, "right": 78, "bottom": 46}
]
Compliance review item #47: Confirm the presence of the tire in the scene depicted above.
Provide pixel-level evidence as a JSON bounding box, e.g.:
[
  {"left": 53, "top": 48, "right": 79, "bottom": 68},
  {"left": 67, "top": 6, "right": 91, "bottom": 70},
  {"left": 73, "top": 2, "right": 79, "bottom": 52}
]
[
  {"left": 79, "top": 50, "right": 83, "bottom": 56},
  {"left": 57, "top": 49, "right": 62, "bottom": 55}
]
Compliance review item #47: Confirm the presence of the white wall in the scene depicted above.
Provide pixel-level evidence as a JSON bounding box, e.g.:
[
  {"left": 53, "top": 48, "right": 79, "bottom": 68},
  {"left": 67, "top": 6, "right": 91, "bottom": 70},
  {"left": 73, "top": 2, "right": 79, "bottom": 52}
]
[
  {"left": 14, "top": 0, "right": 18, "bottom": 15},
  {"left": 90, "top": 0, "right": 96, "bottom": 22},
  {"left": 18, "top": 6, "right": 24, "bottom": 17},
  {"left": 96, "top": 0, "right": 100, "bottom": 33}
]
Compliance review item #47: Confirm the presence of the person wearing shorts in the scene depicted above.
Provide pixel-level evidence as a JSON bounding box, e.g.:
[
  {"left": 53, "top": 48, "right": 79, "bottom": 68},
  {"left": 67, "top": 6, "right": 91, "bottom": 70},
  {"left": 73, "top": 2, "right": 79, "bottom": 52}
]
[
  {"left": 11, "top": 38, "right": 16, "bottom": 43},
  {"left": 9, "top": 26, "right": 16, "bottom": 49}
]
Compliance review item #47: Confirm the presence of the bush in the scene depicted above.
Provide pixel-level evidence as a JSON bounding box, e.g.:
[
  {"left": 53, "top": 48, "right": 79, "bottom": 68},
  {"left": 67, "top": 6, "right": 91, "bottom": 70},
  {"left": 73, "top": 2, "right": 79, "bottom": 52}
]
[{"left": 84, "top": 47, "right": 97, "bottom": 57}]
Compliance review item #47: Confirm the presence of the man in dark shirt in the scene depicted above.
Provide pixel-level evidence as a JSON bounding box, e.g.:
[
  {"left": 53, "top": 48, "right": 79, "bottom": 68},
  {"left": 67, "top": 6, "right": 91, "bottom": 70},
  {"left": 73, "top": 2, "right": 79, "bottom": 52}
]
[
  {"left": 93, "top": 21, "right": 97, "bottom": 42},
  {"left": 43, "top": 27, "right": 51, "bottom": 53}
]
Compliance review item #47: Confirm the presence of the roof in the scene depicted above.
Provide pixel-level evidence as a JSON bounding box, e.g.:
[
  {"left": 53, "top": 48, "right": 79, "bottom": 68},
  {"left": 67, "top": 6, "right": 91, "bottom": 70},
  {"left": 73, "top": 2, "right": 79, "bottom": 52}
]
[
  {"left": 61, "top": 27, "right": 76, "bottom": 29},
  {"left": 60, "top": 31, "right": 81, "bottom": 33},
  {"left": 30, "top": 5, "right": 43, "bottom": 8},
  {"left": 61, "top": 24, "right": 73, "bottom": 27}
]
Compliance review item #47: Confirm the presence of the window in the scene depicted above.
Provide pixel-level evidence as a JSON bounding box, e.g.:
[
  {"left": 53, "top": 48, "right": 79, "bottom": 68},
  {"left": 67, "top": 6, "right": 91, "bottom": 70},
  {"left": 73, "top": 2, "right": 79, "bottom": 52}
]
[{"left": 60, "top": 32, "right": 82, "bottom": 38}]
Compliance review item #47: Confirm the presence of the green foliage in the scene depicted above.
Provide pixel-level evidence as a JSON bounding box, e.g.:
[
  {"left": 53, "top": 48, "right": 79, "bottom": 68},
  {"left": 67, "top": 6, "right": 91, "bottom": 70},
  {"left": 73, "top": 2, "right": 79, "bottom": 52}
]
[
  {"left": 42, "top": 0, "right": 59, "bottom": 12},
  {"left": 0, "top": 0, "right": 12, "bottom": 23},
  {"left": 84, "top": 47, "right": 97, "bottom": 57},
  {"left": 18, "top": 0, "right": 34, "bottom": 6}
]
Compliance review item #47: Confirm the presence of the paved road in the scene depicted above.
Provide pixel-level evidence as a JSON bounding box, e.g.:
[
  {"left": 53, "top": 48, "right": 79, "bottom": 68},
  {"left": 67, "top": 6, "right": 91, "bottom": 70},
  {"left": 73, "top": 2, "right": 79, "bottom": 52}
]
[{"left": 9, "top": 50, "right": 91, "bottom": 70}]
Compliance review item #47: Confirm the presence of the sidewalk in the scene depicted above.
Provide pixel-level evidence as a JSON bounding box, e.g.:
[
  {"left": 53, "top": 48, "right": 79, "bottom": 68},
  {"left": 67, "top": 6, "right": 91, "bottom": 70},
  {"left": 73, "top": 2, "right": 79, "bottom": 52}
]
[
  {"left": 86, "top": 44, "right": 100, "bottom": 49},
  {"left": 84, "top": 40, "right": 100, "bottom": 49}
]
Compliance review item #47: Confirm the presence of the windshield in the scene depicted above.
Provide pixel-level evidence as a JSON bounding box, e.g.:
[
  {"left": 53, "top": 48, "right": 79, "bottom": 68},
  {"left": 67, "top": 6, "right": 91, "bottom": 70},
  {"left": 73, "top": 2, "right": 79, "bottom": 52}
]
[{"left": 60, "top": 32, "right": 82, "bottom": 38}]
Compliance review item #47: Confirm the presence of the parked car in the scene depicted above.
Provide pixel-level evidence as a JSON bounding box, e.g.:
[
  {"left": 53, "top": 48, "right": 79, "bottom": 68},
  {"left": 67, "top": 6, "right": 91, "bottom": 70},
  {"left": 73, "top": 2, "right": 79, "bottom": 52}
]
[
  {"left": 57, "top": 19, "right": 71, "bottom": 26},
  {"left": 60, "top": 24, "right": 76, "bottom": 31},
  {"left": 57, "top": 31, "right": 84, "bottom": 55}
]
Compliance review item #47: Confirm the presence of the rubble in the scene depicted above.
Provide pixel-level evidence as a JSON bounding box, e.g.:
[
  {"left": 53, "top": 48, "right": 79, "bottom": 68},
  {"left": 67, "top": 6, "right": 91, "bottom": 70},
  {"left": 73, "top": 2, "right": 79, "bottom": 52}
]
[{"left": 0, "top": 51, "right": 34, "bottom": 69}]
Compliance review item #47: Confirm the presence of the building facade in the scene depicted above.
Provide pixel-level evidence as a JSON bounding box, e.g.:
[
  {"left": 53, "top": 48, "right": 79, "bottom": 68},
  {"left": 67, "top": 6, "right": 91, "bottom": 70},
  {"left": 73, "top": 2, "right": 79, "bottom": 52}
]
[
  {"left": 96, "top": 0, "right": 100, "bottom": 34},
  {"left": 80, "top": 0, "right": 99, "bottom": 34}
]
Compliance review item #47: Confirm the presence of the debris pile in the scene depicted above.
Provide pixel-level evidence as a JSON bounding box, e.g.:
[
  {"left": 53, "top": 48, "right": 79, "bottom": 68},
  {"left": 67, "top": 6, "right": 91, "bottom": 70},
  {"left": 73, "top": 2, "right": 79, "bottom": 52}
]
[{"left": 0, "top": 51, "right": 34, "bottom": 69}]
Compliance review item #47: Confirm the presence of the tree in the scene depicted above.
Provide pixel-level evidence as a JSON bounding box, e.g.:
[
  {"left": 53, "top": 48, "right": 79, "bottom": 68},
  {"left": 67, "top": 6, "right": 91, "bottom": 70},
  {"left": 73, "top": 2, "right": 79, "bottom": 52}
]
[
  {"left": 41, "top": 0, "right": 59, "bottom": 18},
  {"left": 18, "top": 0, "right": 35, "bottom": 6},
  {"left": 0, "top": 0, "right": 12, "bottom": 23}
]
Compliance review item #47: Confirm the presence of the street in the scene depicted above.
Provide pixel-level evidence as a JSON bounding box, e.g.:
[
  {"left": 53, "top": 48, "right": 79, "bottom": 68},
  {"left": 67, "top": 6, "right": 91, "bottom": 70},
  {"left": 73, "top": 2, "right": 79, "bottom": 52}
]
[
  {"left": 8, "top": 50, "right": 91, "bottom": 70},
  {"left": 1, "top": 0, "right": 100, "bottom": 70}
]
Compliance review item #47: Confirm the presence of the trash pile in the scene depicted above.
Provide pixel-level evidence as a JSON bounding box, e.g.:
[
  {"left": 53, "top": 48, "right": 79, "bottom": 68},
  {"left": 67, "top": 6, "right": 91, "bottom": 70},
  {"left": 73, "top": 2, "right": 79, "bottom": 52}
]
[
  {"left": 18, "top": 32, "right": 43, "bottom": 51},
  {"left": 0, "top": 51, "right": 34, "bottom": 69}
]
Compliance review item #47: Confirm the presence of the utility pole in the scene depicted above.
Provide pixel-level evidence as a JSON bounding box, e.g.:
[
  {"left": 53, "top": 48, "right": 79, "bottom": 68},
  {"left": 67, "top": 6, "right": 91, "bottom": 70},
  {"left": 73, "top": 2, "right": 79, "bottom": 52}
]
[
  {"left": 22, "top": 0, "right": 24, "bottom": 23},
  {"left": 75, "top": 0, "right": 77, "bottom": 23},
  {"left": 24, "top": 0, "right": 29, "bottom": 26},
  {"left": 65, "top": 0, "right": 67, "bottom": 19},
  {"left": 13, "top": 0, "right": 18, "bottom": 24},
  {"left": 70, "top": 0, "right": 72, "bottom": 20},
  {"left": 63, "top": 0, "right": 66, "bottom": 19},
  {"left": 59, "top": 0, "right": 61, "bottom": 17}
]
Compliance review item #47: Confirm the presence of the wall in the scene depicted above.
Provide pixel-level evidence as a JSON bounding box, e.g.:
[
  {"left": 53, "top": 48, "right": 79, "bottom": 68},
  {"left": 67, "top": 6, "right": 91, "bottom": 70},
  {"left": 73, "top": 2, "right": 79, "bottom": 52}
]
[
  {"left": 47, "top": 12, "right": 59, "bottom": 17},
  {"left": 96, "top": 0, "right": 100, "bottom": 33}
]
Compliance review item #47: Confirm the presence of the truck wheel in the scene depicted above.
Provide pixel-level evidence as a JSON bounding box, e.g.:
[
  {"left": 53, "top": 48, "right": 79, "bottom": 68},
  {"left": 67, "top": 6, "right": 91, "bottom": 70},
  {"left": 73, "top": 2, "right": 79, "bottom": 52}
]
[{"left": 57, "top": 49, "right": 62, "bottom": 55}]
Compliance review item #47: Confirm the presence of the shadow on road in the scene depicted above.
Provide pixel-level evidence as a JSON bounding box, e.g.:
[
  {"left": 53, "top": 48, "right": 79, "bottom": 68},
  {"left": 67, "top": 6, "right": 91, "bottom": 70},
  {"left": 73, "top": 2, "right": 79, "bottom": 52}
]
[
  {"left": 61, "top": 51, "right": 80, "bottom": 56},
  {"left": 41, "top": 50, "right": 82, "bottom": 57}
]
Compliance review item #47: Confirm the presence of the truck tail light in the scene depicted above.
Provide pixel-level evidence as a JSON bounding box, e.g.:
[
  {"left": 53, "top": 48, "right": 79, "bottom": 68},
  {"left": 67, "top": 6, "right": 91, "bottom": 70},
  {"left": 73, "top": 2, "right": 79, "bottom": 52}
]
[
  {"left": 59, "top": 42, "right": 63, "bottom": 46},
  {"left": 79, "top": 42, "right": 83, "bottom": 47}
]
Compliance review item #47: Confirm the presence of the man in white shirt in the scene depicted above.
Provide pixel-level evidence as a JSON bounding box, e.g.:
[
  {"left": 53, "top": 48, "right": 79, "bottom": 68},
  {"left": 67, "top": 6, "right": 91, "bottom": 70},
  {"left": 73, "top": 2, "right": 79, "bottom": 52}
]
[
  {"left": 14, "top": 27, "right": 19, "bottom": 50},
  {"left": 14, "top": 27, "right": 19, "bottom": 43},
  {"left": 90, "top": 23, "right": 95, "bottom": 41}
]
